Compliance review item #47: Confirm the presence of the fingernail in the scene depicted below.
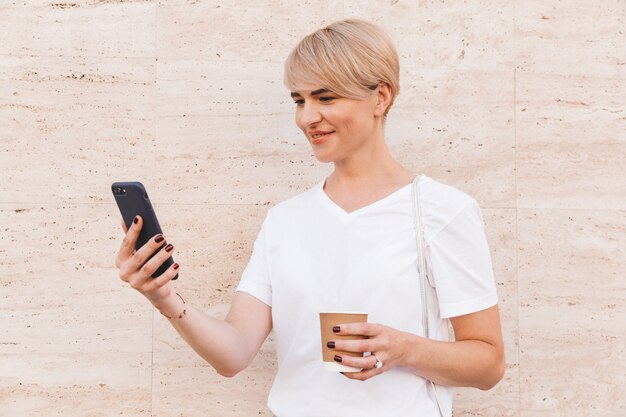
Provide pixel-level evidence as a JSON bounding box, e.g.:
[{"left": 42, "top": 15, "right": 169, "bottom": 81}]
[
  {"left": 165, "top": 244, "right": 174, "bottom": 252},
  {"left": 333, "top": 326, "right": 340, "bottom": 333},
  {"left": 133, "top": 216, "right": 139, "bottom": 224},
  {"left": 173, "top": 263, "right": 179, "bottom": 270},
  {"left": 327, "top": 341, "right": 335, "bottom": 349},
  {"left": 334, "top": 355, "right": 342, "bottom": 363},
  {"left": 155, "top": 234, "right": 164, "bottom": 243}
]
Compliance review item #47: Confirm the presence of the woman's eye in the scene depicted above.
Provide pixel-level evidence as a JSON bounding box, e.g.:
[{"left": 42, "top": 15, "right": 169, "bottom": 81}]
[{"left": 319, "top": 96, "right": 335, "bottom": 103}]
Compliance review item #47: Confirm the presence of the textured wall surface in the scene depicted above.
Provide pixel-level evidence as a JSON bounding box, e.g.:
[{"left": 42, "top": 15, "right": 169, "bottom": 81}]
[{"left": 1, "top": 1, "right": 625, "bottom": 416}]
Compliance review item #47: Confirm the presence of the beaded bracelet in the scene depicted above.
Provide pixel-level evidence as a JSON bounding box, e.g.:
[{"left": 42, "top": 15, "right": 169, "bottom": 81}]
[{"left": 158, "top": 292, "right": 187, "bottom": 320}]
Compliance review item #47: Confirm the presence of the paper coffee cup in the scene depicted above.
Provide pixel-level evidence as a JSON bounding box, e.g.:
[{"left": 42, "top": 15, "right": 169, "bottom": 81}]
[{"left": 319, "top": 311, "right": 368, "bottom": 372}]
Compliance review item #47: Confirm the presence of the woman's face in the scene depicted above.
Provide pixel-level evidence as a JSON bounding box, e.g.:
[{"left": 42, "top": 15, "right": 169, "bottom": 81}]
[{"left": 290, "top": 86, "right": 382, "bottom": 164}]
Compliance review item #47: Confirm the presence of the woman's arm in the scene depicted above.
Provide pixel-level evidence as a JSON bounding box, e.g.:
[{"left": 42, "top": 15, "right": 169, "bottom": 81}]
[
  {"left": 116, "top": 216, "right": 272, "bottom": 378},
  {"left": 400, "top": 305, "right": 505, "bottom": 389},
  {"left": 155, "top": 291, "right": 272, "bottom": 378},
  {"left": 329, "top": 305, "right": 505, "bottom": 389}
]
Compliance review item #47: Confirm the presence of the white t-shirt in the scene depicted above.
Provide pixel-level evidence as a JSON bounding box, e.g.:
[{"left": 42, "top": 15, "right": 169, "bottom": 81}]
[{"left": 236, "top": 175, "right": 498, "bottom": 417}]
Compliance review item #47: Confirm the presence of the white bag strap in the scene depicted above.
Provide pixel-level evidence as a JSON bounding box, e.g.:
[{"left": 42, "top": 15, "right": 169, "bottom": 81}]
[
  {"left": 412, "top": 175, "right": 430, "bottom": 339},
  {"left": 412, "top": 174, "right": 445, "bottom": 417}
]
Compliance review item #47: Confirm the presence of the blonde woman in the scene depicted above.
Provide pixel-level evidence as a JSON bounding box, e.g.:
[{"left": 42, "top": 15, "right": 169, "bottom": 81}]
[{"left": 115, "top": 19, "right": 504, "bottom": 417}]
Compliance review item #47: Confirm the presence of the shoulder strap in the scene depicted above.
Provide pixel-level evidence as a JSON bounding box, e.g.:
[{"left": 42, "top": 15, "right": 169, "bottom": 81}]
[
  {"left": 411, "top": 174, "right": 430, "bottom": 339},
  {"left": 412, "top": 174, "right": 445, "bottom": 417}
]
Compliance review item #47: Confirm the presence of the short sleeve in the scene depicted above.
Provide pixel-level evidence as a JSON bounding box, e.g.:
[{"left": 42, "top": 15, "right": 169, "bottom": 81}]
[
  {"left": 236, "top": 215, "right": 272, "bottom": 307},
  {"left": 426, "top": 201, "right": 498, "bottom": 319}
]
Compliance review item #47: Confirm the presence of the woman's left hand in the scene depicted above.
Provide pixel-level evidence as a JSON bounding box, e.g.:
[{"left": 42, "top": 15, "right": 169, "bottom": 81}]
[{"left": 329, "top": 322, "right": 409, "bottom": 381}]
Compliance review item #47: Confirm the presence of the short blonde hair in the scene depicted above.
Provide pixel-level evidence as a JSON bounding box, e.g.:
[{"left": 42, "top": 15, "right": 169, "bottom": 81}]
[{"left": 284, "top": 19, "right": 400, "bottom": 116}]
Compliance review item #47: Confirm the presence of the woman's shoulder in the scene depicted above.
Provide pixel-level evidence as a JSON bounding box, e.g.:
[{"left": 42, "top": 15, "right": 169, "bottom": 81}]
[
  {"left": 265, "top": 180, "right": 322, "bottom": 218},
  {"left": 419, "top": 174, "right": 477, "bottom": 209},
  {"left": 418, "top": 174, "right": 482, "bottom": 239}
]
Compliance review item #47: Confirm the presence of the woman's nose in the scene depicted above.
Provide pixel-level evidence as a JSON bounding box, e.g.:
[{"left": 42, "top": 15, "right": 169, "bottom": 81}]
[{"left": 298, "top": 102, "right": 322, "bottom": 126}]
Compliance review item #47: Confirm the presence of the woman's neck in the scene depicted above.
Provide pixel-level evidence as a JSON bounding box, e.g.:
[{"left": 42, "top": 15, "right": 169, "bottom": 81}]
[{"left": 327, "top": 135, "right": 413, "bottom": 190}]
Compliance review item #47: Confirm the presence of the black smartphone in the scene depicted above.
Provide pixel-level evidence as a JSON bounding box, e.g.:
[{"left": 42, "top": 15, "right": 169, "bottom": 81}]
[{"left": 111, "top": 181, "right": 178, "bottom": 280}]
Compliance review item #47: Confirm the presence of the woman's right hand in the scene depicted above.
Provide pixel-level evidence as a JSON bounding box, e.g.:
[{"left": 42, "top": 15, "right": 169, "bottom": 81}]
[{"left": 114, "top": 215, "right": 180, "bottom": 307}]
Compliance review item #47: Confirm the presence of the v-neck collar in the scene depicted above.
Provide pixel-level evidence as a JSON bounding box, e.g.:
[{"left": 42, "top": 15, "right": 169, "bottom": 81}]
[{"left": 315, "top": 177, "right": 416, "bottom": 218}]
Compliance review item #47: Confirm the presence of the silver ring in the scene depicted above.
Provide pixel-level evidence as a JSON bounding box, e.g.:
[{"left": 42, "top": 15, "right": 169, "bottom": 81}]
[{"left": 373, "top": 355, "right": 383, "bottom": 369}]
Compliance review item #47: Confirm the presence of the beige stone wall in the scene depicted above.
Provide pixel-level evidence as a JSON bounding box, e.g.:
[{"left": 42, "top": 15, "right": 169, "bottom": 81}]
[{"left": 1, "top": 1, "right": 624, "bottom": 416}]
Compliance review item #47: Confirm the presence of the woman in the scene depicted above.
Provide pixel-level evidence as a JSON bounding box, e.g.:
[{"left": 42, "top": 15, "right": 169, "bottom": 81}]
[{"left": 115, "top": 19, "right": 504, "bottom": 417}]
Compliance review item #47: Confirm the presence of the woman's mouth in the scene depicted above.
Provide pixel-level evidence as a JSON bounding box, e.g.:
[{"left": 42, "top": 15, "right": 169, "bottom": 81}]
[{"left": 311, "top": 131, "right": 334, "bottom": 145}]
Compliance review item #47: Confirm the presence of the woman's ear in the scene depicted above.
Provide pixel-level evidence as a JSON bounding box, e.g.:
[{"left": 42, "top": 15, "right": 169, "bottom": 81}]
[{"left": 373, "top": 82, "right": 393, "bottom": 118}]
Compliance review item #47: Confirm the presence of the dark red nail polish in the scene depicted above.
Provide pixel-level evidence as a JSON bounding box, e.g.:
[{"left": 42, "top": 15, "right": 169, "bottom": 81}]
[
  {"left": 155, "top": 235, "right": 164, "bottom": 243},
  {"left": 133, "top": 216, "right": 139, "bottom": 224},
  {"left": 327, "top": 341, "right": 335, "bottom": 349},
  {"left": 334, "top": 355, "right": 342, "bottom": 363},
  {"left": 333, "top": 326, "right": 340, "bottom": 333},
  {"left": 173, "top": 263, "right": 179, "bottom": 270},
  {"left": 165, "top": 244, "right": 174, "bottom": 252}
]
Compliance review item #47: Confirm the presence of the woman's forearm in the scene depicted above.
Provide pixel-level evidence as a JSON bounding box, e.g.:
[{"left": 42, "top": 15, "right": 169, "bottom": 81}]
[
  {"left": 154, "top": 293, "right": 246, "bottom": 377},
  {"left": 399, "top": 332, "right": 505, "bottom": 390}
]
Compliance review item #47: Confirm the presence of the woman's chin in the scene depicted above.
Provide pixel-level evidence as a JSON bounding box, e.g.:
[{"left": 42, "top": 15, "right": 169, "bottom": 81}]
[{"left": 312, "top": 151, "right": 336, "bottom": 164}]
